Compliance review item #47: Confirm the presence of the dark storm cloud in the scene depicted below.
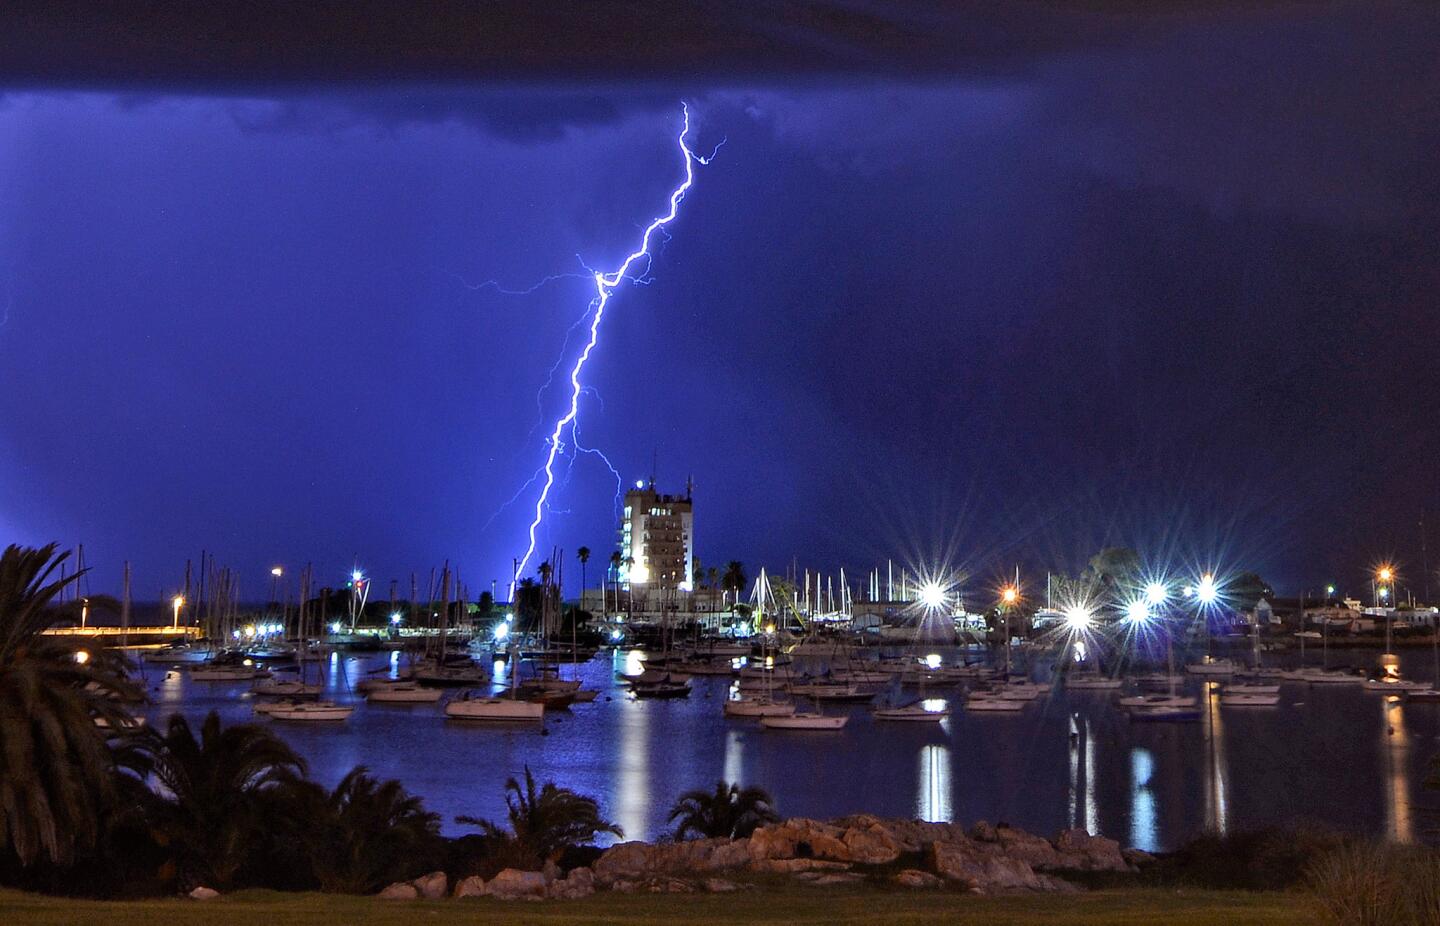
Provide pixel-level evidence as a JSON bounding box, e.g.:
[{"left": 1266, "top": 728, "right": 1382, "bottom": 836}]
[{"left": 0, "top": 1, "right": 1310, "bottom": 87}]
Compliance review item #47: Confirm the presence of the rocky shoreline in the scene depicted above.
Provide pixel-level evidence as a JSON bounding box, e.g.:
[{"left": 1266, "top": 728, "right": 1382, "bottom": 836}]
[{"left": 370, "top": 816, "right": 1154, "bottom": 902}]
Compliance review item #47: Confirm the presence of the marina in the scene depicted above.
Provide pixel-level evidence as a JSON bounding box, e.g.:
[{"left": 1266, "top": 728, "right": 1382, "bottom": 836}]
[{"left": 134, "top": 638, "right": 1440, "bottom": 850}]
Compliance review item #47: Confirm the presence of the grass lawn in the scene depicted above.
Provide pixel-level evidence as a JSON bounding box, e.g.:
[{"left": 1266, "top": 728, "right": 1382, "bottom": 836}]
[{"left": 0, "top": 886, "right": 1317, "bottom": 925}]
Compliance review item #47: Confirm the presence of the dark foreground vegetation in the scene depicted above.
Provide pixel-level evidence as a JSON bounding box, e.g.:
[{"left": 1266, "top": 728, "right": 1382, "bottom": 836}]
[{"left": 3, "top": 543, "right": 1440, "bottom": 924}]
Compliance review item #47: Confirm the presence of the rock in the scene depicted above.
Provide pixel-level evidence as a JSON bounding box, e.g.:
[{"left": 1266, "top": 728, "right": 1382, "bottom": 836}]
[
  {"left": 548, "top": 867, "right": 595, "bottom": 900},
  {"left": 749, "top": 857, "right": 851, "bottom": 874},
  {"left": 1053, "top": 829, "right": 1129, "bottom": 872},
  {"left": 487, "top": 868, "right": 548, "bottom": 901},
  {"left": 703, "top": 877, "right": 742, "bottom": 893},
  {"left": 1122, "top": 848, "right": 1156, "bottom": 868},
  {"left": 798, "top": 872, "right": 867, "bottom": 886},
  {"left": 187, "top": 886, "right": 220, "bottom": 900},
  {"left": 841, "top": 824, "right": 901, "bottom": 865},
  {"left": 1036, "top": 874, "right": 1084, "bottom": 894},
  {"left": 746, "top": 824, "right": 798, "bottom": 861},
  {"left": 453, "top": 875, "right": 488, "bottom": 898},
  {"left": 542, "top": 859, "right": 562, "bottom": 884},
  {"left": 593, "top": 841, "right": 657, "bottom": 885},
  {"left": 708, "top": 838, "right": 751, "bottom": 870},
  {"left": 927, "top": 840, "right": 1042, "bottom": 894},
  {"left": 378, "top": 881, "right": 419, "bottom": 900},
  {"left": 970, "top": 820, "right": 998, "bottom": 842},
  {"left": 806, "top": 832, "right": 852, "bottom": 862},
  {"left": 412, "top": 870, "right": 448, "bottom": 899},
  {"left": 611, "top": 876, "right": 695, "bottom": 894},
  {"left": 894, "top": 869, "right": 942, "bottom": 889},
  {"left": 995, "top": 825, "right": 1065, "bottom": 870}
]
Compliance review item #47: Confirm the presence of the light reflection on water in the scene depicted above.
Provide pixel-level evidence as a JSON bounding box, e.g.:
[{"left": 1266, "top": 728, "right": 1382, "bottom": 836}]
[
  {"left": 1130, "top": 748, "right": 1157, "bottom": 851},
  {"left": 1385, "top": 696, "right": 1412, "bottom": 843},
  {"left": 137, "top": 646, "right": 1440, "bottom": 847},
  {"left": 918, "top": 743, "right": 951, "bottom": 823}
]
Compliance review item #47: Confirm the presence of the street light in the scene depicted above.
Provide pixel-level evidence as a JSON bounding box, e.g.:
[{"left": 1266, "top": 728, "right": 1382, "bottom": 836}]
[
  {"left": 1144, "top": 582, "right": 1169, "bottom": 606},
  {"left": 1196, "top": 574, "right": 1219, "bottom": 605},
  {"left": 171, "top": 594, "right": 185, "bottom": 629},
  {"left": 1001, "top": 586, "right": 1019, "bottom": 605}
]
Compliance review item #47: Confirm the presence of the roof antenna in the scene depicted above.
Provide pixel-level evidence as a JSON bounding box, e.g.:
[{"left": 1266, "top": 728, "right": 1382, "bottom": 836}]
[
  {"left": 650, "top": 448, "right": 657, "bottom": 489},
  {"left": 686, "top": 473, "right": 693, "bottom": 499}
]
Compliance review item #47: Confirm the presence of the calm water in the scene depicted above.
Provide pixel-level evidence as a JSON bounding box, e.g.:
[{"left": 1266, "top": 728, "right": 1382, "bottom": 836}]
[{"left": 139, "top": 646, "right": 1440, "bottom": 851}]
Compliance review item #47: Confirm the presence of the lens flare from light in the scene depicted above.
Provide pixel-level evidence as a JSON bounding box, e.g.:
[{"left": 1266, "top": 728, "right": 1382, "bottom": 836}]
[
  {"left": 1144, "top": 582, "right": 1168, "bottom": 605},
  {"left": 1196, "top": 574, "right": 1219, "bottom": 605},
  {"left": 920, "top": 582, "right": 946, "bottom": 610},
  {"left": 1064, "top": 605, "right": 1094, "bottom": 631},
  {"left": 1125, "top": 599, "right": 1151, "bottom": 624}
]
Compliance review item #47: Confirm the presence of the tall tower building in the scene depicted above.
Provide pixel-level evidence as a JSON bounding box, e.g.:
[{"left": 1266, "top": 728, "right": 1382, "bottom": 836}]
[{"left": 619, "top": 480, "right": 694, "bottom": 594}]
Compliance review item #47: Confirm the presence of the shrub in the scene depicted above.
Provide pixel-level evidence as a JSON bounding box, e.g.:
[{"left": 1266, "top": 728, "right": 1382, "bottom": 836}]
[{"left": 1305, "top": 843, "right": 1407, "bottom": 926}]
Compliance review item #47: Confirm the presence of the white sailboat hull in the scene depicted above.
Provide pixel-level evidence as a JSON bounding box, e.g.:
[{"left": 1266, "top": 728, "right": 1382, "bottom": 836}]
[
  {"left": 367, "top": 685, "right": 444, "bottom": 703},
  {"left": 724, "top": 698, "right": 796, "bottom": 718},
  {"left": 760, "top": 713, "right": 848, "bottom": 730},
  {"left": 267, "top": 703, "right": 354, "bottom": 722},
  {"left": 445, "top": 697, "right": 545, "bottom": 721}
]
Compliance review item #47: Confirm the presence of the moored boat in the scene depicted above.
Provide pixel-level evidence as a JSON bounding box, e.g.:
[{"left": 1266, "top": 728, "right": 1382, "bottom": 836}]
[
  {"left": 266, "top": 701, "right": 354, "bottom": 722},
  {"left": 444, "top": 691, "right": 545, "bottom": 722},
  {"left": 759, "top": 712, "right": 848, "bottom": 730}
]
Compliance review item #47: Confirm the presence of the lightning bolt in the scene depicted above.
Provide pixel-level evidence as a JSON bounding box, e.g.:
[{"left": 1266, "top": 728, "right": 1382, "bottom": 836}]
[{"left": 511, "top": 103, "right": 715, "bottom": 592}]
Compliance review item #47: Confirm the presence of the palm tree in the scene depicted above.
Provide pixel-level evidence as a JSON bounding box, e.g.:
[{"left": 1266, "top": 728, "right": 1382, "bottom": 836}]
[
  {"left": 722, "top": 561, "right": 747, "bottom": 602},
  {"left": 121, "top": 711, "right": 306, "bottom": 890},
  {"left": 668, "top": 780, "right": 780, "bottom": 840},
  {"left": 607, "top": 552, "right": 623, "bottom": 615},
  {"left": 538, "top": 560, "right": 553, "bottom": 588},
  {"left": 576, "top": 547, "right": 591, "bottom": 600},
  {"left": 0, "top": 543, "right": 141, "bottom": 867},
  {"left": 458, "top": 766, "right": 621, "bottom": 865},
  {"left": 293, "top": 766, "right": 441, "bottom": 894}
]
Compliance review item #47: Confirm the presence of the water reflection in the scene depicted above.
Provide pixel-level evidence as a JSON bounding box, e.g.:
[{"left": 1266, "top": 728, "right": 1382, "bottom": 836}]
[
  {"left": 1130, "top": 748, "right": 1157, "bottom": 851},
  {"left": 918, "top": 743, "right": 951, "bottom": 823},
  {"left": 723, "top": 728, "right": 744, "bottom": 784},
  {"left": 1203, "top": 682, "right": 1228, "bottom": 835},
  {"left": 615, "top": 651, "right": 651, "bottom": 840},
  {"left": 1384, "top": 696, "right": 1412, "bottom": 843},
  {"left": 1068, "top": 714, "right": 1097, "bottom": 833}
]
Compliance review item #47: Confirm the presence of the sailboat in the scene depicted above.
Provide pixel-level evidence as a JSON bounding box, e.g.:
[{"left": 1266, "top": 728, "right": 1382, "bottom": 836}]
[
  {"left": 873, "top": 700, "right": 949, "bottom": 721},
  {"left": 366, "top": 681, "right": 443, "bottom": 703},
  {"left": 724, "top": 626, "right": 795, "bottom": 717},
  {"left": 266, "top": 701, "right": 354, "bottom": 722},
  {"left": 759, "top": 711, "right": 848, "bottom": 730},
  {"left": 441, "top": 566, "right": 547, "bottom": 722}
]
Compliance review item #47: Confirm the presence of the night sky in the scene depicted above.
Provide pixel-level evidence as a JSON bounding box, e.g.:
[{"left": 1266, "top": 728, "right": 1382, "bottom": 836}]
[{"left": 1, "top": 3, "right": 1437, "bottom": 601}]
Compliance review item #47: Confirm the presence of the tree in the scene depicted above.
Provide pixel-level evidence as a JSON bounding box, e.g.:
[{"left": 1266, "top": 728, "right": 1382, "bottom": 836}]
[
  {"left": 121, "top": 711, "right": 306, "bottom": 890},
  {"left": 722, "top": 561, "right": 747, "bottom": 600},
  {"left": 1229, "top": 572, "right": 1273, "bottom": 610},
  {"left": 576, "top": 547, "right": 591, "bottom": 600},
  {"left": 1085, "top": 547, "right": 1142, "bottom": 596},
  {"left": 668, "top": 781, "right": 779, "bottom": 840},
  {"left": 707, "top": 566, "right": 718, "bottom": 590},
  {"left": 477, "top": 590, "right": 494, "bottom": 619},
  {"left": 0, "top": 543, "right": 141, "bottom": 868},
  {"left": 291, "top": 767, "right": 441, "bottom": 894},
  {"left": 537, "top": 561, "right": 553, "bottom": 588},
  {"left": 692, "top": 557, "right": 704, "bottom": 590},
  {"left": 457, "top": 767, "right": 620, "bottom": 865}
]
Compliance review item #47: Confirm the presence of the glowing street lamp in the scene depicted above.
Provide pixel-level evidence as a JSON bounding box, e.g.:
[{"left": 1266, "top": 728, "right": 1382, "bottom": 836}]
[
  {"left": 1144, "top": 582, "right": 1169, "bottom": 606},
  {"left": 919, "top": 581, "right": 946, "bottom": 611},
  {"left": 1195, "top": 574, "right": 1219, "bottom": 605},
  {"left": 171, "top": 594, "right": 185, "bottom": 629},
  {"left": 1063, "top": 604, "right": 1094, "bottom": 632},
  {"left": 1001, "top": 586, "right": 1019, "bottom": 606},
  {"left": 1124, "top": 599, "right": 1151, "bottom": 625}
]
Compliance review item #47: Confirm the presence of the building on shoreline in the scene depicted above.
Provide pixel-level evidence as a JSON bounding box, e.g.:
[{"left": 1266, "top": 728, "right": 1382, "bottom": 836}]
[{"left": 619, "top": 479, "right": 694, "bottom": 595}]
